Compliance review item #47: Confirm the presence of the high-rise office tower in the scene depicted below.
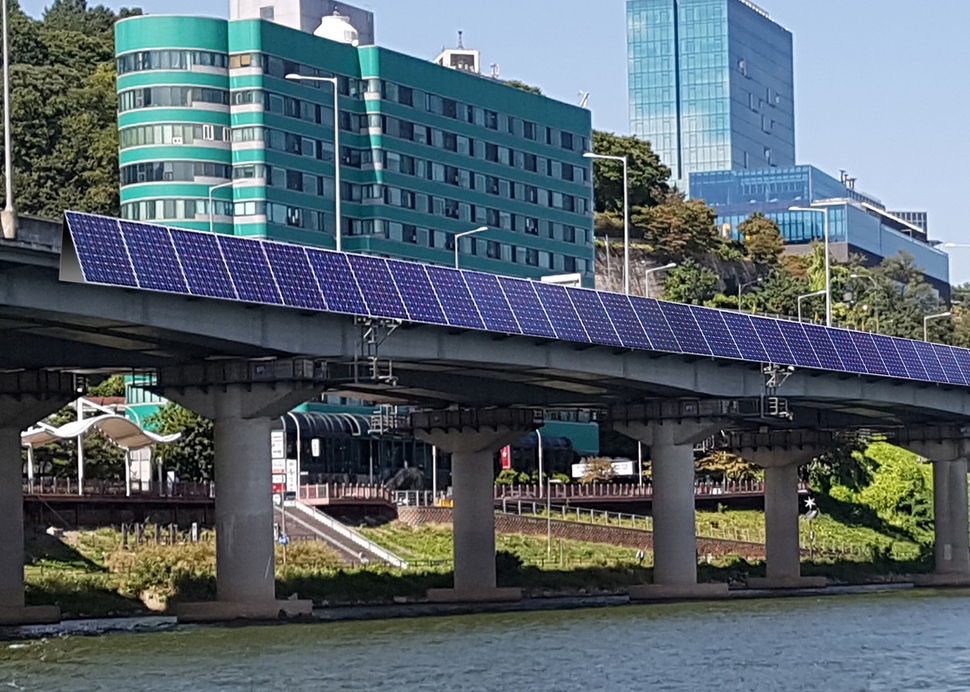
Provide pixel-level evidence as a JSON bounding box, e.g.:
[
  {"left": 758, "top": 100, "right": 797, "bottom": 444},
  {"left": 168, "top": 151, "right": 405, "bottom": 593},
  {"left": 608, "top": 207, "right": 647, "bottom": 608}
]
[{"left": 627, "top": 0, "right": 795, "bottom": 183}]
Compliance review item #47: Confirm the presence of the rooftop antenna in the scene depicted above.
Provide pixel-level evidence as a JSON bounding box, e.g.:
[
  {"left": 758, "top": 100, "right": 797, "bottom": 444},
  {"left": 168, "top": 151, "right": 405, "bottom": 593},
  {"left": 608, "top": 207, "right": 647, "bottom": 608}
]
[
  {"left": 490, "top": 63, "right": 501, "bottom": 78},
  {"left": 578, "top": 91, "right": 590, "bottom": 108},
  {"left": 457, "top": 30, "right": 464, "bottom": 49}
]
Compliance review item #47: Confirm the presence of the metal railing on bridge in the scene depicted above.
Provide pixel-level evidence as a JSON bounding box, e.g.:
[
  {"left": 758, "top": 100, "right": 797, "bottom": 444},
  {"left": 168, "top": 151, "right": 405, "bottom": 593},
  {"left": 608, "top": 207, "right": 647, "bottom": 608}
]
[
  {"left": 493, "top": 480, "right": 811, "bottom": 501},
  {"left": 300, "top": 483, "right": 395, "bottom": 504},
  {"left": 24, "top": 479, "right": 215, "bottom": 499}
]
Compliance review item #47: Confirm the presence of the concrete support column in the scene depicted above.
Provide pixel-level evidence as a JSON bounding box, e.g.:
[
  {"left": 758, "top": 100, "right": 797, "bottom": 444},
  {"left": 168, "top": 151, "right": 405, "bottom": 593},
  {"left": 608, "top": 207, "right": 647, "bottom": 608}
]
[
  {"left": 451, "top": 449, "right": 498, "bottom": 593},
  {"left": 737, "top": 444, "right": 826, "bottom": 591},
  {"left": 0, "top": 372, "right": 76, "bottom": 626},
  {"left": 614, "top": 419, "right": 728, "bottom": 601},
  {"left": 413, "top": 408, "right": 537, "bottom": 603},
  {"left": 156, "top": 360, "right": 328, "bottom": 622},
  {"left": 933, "top": 459, "right": 970, "bottom": 578}
]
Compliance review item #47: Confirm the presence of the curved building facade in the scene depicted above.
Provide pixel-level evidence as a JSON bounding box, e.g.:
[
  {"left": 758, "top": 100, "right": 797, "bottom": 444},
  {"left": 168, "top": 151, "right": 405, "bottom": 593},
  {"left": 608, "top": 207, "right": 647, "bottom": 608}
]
[{"left": 117, "top": 16, "right": 233, "bottom": 233}]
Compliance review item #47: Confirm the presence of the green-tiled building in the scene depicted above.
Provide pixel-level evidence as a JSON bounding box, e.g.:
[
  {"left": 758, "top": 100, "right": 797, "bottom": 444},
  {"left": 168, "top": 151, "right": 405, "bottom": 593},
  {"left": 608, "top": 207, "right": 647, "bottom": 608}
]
[{"left": 115, "top": 14, "right": 595, "bottom": 284}]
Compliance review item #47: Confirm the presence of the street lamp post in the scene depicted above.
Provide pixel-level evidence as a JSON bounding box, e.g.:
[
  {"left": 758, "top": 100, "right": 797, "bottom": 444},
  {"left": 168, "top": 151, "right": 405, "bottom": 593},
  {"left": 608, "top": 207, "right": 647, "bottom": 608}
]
[
  {"left": 1, "top": 0, "right": 16, "bottom": 239},
  {"left": 644, "top": 262, "right": 677, "bottom": 299},
  {"left": 535, "top": 428, "right": 543, "bottom": 498},
  {"left": 453, "top": 226, "right": 488, "bottom": 269},
  {"left": 790, "top": 206, "right": 833, "bottom": 326},
  {"left": 208, "top": 180, "right": 235, "bottom": 234},
  {"left": 585, "top": 152, "right": 630, "bottom": 294},
  {"left": 849, "top": 273, "right": 881, "bottom": 333},
  {"left": 285, "top": 73, "right": 342, "bottom": 251},
  {"left": 797, "top": 289, "right": 827, "bottom": 323},
  {"left": 546, "top": 478, "right": 564, "bottom": 556},
  {"left": 737, "top": 277, "right": 763, "bottom": 311},
  {"left": 924, "top": 312, "right": 952, "bottom": 342}
]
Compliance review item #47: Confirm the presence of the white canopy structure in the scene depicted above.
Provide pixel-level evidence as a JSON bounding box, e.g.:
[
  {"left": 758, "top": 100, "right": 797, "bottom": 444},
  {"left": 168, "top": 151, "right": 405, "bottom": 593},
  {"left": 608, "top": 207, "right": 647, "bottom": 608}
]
[{"left": 21, "top": 415, "right": 180, "bottom": 451}]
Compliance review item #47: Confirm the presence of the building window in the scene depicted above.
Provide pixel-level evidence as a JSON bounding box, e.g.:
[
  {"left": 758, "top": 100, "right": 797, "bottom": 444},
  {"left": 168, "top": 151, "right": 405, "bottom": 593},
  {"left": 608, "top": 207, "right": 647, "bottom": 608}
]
[{"left": 260, "top": 6, "right": 274, "bottom": 19}]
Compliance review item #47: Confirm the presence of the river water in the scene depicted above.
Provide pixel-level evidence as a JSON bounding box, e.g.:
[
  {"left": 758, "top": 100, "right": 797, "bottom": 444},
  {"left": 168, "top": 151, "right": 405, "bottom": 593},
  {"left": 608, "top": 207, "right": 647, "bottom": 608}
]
[{"left": 1, "top": 589, "right": 969, "bottom": 691}]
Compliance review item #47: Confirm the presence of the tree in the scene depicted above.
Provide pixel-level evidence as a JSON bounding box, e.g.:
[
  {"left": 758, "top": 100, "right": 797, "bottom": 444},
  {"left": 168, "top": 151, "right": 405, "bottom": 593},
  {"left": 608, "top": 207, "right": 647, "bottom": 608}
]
[
  {"left": 591, "top": 130, "right": 670, "bottom": 217},
  {"left": 746, "top": 268, "right": 811, "bottom": 317},
  {"left": 580, "top": 457, "right": 615, "bottom": 484},
  {"left": 503, "top": 79, "right": 542, "bottom": 95},
  {"left": 632, "top": 190, "right": 720, "bottom": 261},
  {"left": 146, "top": 404, "right": 215, "bottom": 482},
  {"left": 740, "top": 212, "right": 785, "bottom": 266},
  {"left": 87, "top": 375, "right": 126, "bottom": 398},
  {"left": 662, "top": 258, "right": 718, "bottom": 305}
]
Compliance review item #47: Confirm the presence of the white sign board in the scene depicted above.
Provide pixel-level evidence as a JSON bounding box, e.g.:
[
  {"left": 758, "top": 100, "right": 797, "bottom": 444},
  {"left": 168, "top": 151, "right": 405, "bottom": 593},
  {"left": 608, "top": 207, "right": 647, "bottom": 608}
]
[
  {"left": 271, "top": 431, "right": 285, "bottom": 460},
  {"left": 286, "top": 458, "right": 299, "bottom": 493},
  {"left": 571, "top": 460, "right": 636, "bottom": 478}
]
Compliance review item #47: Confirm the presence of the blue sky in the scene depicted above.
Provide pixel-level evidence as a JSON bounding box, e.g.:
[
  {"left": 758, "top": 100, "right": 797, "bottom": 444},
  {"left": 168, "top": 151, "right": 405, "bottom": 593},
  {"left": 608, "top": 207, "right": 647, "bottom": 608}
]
[{"left": 21, "top": 0, "right": 970, "bottom": 283}]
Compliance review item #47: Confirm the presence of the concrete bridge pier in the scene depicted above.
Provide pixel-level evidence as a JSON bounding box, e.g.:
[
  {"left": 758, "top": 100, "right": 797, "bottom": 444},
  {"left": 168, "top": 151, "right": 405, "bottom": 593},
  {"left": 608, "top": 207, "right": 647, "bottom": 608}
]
[
  {"left": 0, "top": 371, "right": 76, "bottom": 625},
  {"left": 897, "top": 434, "right": 970, "bottom": 585},
  {"left": 412, "top": 409, "right": 537, "bottom": 603},
  {"left": 615, "top": 418, "right": 728, "bottom": 601},
  {"left": 156, "top": 360, "right": 327, "bottom": 622},
  {"left": 736, "top": 443, "right": 827, "bottom": 590}
]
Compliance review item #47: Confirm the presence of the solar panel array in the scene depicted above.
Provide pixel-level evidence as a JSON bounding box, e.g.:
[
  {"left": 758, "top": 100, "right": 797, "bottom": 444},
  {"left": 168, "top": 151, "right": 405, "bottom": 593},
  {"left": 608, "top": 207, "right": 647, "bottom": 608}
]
[{"left": 62, "top": 211, "right": 970, "bottom": 388}]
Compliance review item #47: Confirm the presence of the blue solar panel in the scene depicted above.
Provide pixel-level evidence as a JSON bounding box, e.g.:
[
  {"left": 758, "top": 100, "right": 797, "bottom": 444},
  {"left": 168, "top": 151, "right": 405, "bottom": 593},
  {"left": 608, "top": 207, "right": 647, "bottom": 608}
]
[
  {"left": 691, "top": 307, "right": 741, "bottom": 360},
  {"left": 931, "top": 344, "right": 967, "bottom": 386},
  {"left": 720, "top": 312, "right": 769, "bottom": 363},
  {"left": 891, "top": 338, "right": 929, "bottom": 381},
  {"left": 598, "top": 293, "right": 653, "bottom": 350},
  {"left": 424, "top": 266, "right": 484, "bottom": 330},
  {"left": 533, "top": 282, "right": 589, "bottom": 343},
  {"left": 659, "top": 302, "right": 710, "bottom": 356},
  {"left": 387, "top": 261, "right": 446, "bottom": 325},
  {"left": 628, "top": 297, "right": 681, "bottom": 353},
  {"left": 263, "top": 243, "right": 326, "bottom": 311},
  {"left": 119, "top": 221, "right": 187, "bottom": 293},
  {"left": 800, "top": 324, "right": 844, "bottom": 372},
  {"left": 869, "top": 335, "right": 908, "bottom": 379},
  {"left": 169, "top": 230, "right": 236, "bottom": 300},
  {"left": 750, "top": 317, "right": 795, "bottom": 365},
  {"left": 462, "top": 271, "right": 520, "bottom": 334},
  {"left": 848, "top": 332, "right": 889, "bottom": 377},
  {"left": 567, "top": 290, "right": 621, "bottom": 347},
  {"left": 62, "top": 211, "right": 970, "bottom": 391},
  {"left": 913, "top": 341, "right": 946, "bottom": 382},
  {"left": 497, "top": 277, "right": 556, "bottom": 339},
  {"left": 305, "top": 249, "right": 368, "bottom": 315},
  {"left": 826, "top": 329, "right": 866, "bottom": 374},
  {"left": 346, "top": 255, "right": 409, "bottom": 320},
  {"left": 65, "top": 212, "right": 137, "bottom": 287},
  {"left": 217, "top": 235, "right": 282, "bottom": 305}
]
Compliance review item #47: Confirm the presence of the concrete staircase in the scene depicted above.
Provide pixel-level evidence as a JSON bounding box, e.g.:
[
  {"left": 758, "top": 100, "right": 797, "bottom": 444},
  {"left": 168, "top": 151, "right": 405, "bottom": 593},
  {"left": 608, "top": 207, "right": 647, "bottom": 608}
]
[{"left": 275, "top": 500, "right": 408, "bottom": 569}]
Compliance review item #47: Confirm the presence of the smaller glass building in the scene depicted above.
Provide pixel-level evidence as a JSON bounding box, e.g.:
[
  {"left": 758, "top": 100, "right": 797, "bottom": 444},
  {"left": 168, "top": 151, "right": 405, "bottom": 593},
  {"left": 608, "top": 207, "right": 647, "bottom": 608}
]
[{"left": 689, "top": 165, "right": 950, "bottom": 293}]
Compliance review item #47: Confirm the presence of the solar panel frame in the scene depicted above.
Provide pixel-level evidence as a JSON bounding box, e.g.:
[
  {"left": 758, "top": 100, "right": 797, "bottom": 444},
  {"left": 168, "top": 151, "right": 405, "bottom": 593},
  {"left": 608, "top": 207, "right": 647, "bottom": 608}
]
[
  {"left": 931, "top": 343, "right": 967, "bottom": 386},
  {"left": 217, "top": 235, "right": 284, "bottom": 305},
  {"left": 750, "top": 316, "right": 796, "bottom": 365},
  {"left": 169, "top": 229, "right": 238, "bottom": 301},
  {"left": 462, "top": 271, "right": 521, "bottom": 334},
  {"left": 628, "top": 297, "right": 682, "bottom": 353},
  {"left": 690, "top": 307, "right": 742, "bottom": 360},
  {"left": 913, "top": 341, "right": 947, "bottom": 382},
  {"left": 263, "top": 243, "right": 326, "bottom": 311},
  {"left": 119, "top": 220, "right": 188, "bottom": 294},
  {"left": 776, "top": 321, "right": 821, "bottom": 369},
  {"left": 305, "top": 249, "right": 368, "bottom": 316},
  {"left": 891, "top": 337, "right": 930, "bottom": 381},
  {"left": 533, "top": 282, "right": 590, "bottom": 343},
  {"left": 597, "top": 292, "right": 653, "bottom": 350},
  {"left": 424, "top": 266, "right": 485, "bottom": 330},
  {"left": 386, "top": 260, "right": 447, "bottom": 325},
  {"left": 825, "top": 329, "right": 867, "bottom": 375},
  {"left": 566, "top": 289, "right": 622, "bottom": 347},
  {"left": 800, "top": 323, "right": 845, "bottom": 372},
  {"left": 346, "top": 254, "right": 409, "bottom": 320},
  {"left": 65, "top": 212, "right": 138, "bottom": 287},
  {"left": 720, "top": 312, "right": 769, "bottom": 363},
  {"left": 658, "top": 302, "right": 710, "bottom": 356},
  {"left": 848, "top": 332, "right": 890, "bottom": 377},
  {"left": 870, "top": 334, "right": 909, "bottom": 380},
  {"left": 497, "top": 277, "right": 556, "bottom": 339},
  {"left": 950, "top": 346, "right": 970, "bottom": 385}
]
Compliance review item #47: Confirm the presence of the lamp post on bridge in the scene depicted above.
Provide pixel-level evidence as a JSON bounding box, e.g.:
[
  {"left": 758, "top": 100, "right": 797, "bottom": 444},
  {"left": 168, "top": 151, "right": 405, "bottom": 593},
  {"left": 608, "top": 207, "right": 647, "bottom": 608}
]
[
  {"left": 454, "top": 226, "right": 488, "bottom": 269},
  {"left": 797, "top": 290, "right": 827, "bottom": 324},
  {"left": 790, "top": 205, "right": 834, "bottom": 327},
  {"left": 924, "top": 312, "right": 952, "bottom": 342}
]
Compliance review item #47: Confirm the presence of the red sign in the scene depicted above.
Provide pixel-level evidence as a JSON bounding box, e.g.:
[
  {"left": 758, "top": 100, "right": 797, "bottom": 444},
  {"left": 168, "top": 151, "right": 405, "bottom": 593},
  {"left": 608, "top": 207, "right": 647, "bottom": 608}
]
[
  {"left": 273, "top": 483, "right": 286, "bottom": 494},
  {"left": 500, "top": 445, "right": 511, "bottom": 470}
]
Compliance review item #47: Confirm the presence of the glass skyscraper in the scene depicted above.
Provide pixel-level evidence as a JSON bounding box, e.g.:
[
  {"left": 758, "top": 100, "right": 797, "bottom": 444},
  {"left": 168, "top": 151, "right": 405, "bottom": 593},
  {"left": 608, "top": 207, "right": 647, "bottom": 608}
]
[{"left": 627, "top": 0, "right": 795, "bottom": 183}]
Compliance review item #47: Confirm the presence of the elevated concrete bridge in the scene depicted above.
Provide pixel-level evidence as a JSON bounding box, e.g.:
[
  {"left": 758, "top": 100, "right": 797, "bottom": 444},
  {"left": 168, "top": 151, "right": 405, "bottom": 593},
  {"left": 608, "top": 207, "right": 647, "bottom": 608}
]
[{"left": 0, "top": 218, "right": 968, "bottom": 622}]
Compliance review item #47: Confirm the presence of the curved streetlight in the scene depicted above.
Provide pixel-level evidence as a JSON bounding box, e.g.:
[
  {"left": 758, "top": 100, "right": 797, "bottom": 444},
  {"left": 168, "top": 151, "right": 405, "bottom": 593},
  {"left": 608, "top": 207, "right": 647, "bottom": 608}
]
[
  {"left": 454, "top": 226, "right": 488, "bottom": 269},
  {"left": 790, "top": 205, "right": 833, "bottom": 327},
  {"left": 585, "top": 152, "right": 630, "bottom": 294},
  {"left": 924, "top": 312, "right": 952, "bottom": 342},
  {"left": 208, "top": 180, "right": 236, "bottom": 234},
  {"left": 797, "top": 289, "right": 827, "bottom": 324},
  {"left": 737, "top": 277, "right": 763, "bottom": 311},
  {"left": 645, "top": 263, "right": 676, "bottom": 298},
  {"left": 285, "top": 73, "right": 342, "bottom": 251}
]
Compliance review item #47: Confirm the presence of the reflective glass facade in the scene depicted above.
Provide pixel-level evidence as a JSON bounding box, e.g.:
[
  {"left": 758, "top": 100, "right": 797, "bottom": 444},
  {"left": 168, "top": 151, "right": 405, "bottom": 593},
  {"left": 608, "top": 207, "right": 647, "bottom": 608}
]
[
  {"left": 628, "top": 0, "right": 794, "bottom": 182},
  {"left": 689, "top": 166, "right": 950, "bottom": 289}
]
